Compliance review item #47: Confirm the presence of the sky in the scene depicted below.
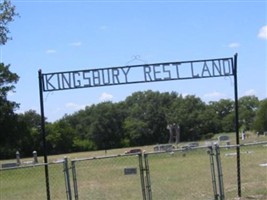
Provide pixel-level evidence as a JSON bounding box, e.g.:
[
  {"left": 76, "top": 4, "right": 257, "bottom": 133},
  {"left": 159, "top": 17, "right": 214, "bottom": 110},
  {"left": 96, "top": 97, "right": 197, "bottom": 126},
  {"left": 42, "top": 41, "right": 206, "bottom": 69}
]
[{"left": 3, "top": 0, "right": 267, "bottom": 122}]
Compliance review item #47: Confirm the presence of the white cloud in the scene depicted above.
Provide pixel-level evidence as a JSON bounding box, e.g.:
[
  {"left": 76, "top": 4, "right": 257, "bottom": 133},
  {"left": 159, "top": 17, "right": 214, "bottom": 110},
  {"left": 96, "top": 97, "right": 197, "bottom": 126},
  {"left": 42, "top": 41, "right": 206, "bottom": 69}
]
[
  {"left": 99, "top": 92, "right": 113, "bottom": 101},
  {"left": 69, "top": 42, "right": 82, "bottom": 47},
  {"left": 46, "top": 49, "right": 56, "bottom": 54},
  {"left": 228, "top": 42, "right": 240, "bottom": 48},
  {"left": 203, "top": 91, "right": 227, "bottom": 101},
  {"left": 244, "top": 89, "right": 256, "bottom": 96},
  {"left": 181, "top": 93, "right": 189, "bottom": 98},
  {"left": 65, "top": 102, "right": 86, "bottom": 110},
  {"left": 258, "top": 25, "right": 267, "bottom": 40}
]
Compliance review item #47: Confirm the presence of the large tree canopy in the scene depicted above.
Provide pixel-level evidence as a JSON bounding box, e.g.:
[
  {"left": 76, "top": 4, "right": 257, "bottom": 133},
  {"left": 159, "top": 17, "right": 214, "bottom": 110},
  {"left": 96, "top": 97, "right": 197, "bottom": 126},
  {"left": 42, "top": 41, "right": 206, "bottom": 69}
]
[
  {"left": 1, "top": 88, "right": 265, "bottom": 158},
  {"left": 52, "top": 91, "right": 262, "bottom": 154},
  {"left": 253, "top": 98, "right": 267, "bottom": 133},
  {"left": 0, "top": 0, "right": 19, "bottom": 159},
  {"left": 0, "top": 0, "right": 17, "bottom": 45},
  {"left": 0, "top": 63, "right": 20, "bottom": 158}
]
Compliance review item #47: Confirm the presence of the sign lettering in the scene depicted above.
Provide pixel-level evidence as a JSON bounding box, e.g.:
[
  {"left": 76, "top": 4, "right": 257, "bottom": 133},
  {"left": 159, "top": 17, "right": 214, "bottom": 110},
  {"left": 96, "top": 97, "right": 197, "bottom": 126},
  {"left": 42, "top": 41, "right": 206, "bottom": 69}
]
[{"left": 41, "top": 57, "right": 233, "bottom": 92}]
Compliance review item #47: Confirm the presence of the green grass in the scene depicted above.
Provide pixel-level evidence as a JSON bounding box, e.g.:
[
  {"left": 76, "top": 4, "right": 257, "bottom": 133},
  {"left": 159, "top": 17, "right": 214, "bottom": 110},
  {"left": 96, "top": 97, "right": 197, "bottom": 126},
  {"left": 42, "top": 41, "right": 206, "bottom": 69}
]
[{"left": 1, "top": 133, "right": 267, "bottom": 200}]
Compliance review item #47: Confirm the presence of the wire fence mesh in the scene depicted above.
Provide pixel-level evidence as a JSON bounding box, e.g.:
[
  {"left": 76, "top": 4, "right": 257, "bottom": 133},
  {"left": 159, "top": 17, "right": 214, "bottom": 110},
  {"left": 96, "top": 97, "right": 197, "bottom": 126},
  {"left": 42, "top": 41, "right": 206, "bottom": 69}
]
[
  {"left": 220, "top": 142, "right": 267, "bottom": 199},
  {"left": 0, "top": 141, "right": 266, "bottom": 200},
  {"left": 143, "top": 148, "right": 216, "bottom": 200},
  {"left": 0, "top": 161, "right": 69, "bottom": 200},
  {"left": 71, "top": 154, "right": 144, "bottom": 200},
  {"left": 49, "top": 161, "right": 70, "bottom": 200},
  {"left": 0, "top": 164, "right": 47, "bottom": 200}
]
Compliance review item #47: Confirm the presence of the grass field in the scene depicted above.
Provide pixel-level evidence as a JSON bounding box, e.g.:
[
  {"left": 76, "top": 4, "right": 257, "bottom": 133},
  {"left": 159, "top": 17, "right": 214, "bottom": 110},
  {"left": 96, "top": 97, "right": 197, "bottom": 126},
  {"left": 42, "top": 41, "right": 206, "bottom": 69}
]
[{"left": 1, "top": 132, "right": 267, "bottom": 200}]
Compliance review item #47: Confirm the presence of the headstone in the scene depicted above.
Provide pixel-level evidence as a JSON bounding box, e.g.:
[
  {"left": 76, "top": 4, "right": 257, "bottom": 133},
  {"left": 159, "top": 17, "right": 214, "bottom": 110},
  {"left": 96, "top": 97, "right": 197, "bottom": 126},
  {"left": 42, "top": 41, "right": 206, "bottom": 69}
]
[
  {"left": 218, "top": 135, "right": 230, "bottom": 148},
  {"left": 153, "top": 146, "right": 159, "bottom": 151},
  {"left": 2, "top": 162, "right": 18, "bottom": 168},
  {"left": 188, "top": 142, "right": 199, "bottom": 148},
  {"left": 33, "top": 151, "right": 38, "bottom": 164},
  {"left": 241, "top": 132, "right": 246, "bottom": 140},
  {"left": 218, "top": 135, "right": 230, "bottom": 141},
  {"left": 154, "top": 144, "right": 173, "bottom": 152},
  {"left": 16, "top": 151, "right": 21, "bottom": 165},
  {"left": 124, "top": 167, "right": 137, "bottom": 175}
]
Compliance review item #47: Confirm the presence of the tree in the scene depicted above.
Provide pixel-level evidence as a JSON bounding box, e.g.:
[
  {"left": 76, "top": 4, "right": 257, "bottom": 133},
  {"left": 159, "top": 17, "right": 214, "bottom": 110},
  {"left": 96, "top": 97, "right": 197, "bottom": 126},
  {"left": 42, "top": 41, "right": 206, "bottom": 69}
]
[
  {"left": 46, "top": 119, "right": 76, "bottom": 154},
  {"left": 169, "top": 95, "right": 207, "bottom": 141},
  {"left": 0, "top": 0, "right": 19, "bottom": 112},
  {"left": 17, "top": 110, "right": 43, "bottom": 155},
  {"left": 253, "top": 98, "right": 267, "bottom": 133},
  {"left": 0, "top": 0, "right": 19, "bottom": 158},
  {"left": 0, "top": 63, "right": 20, "bottom": 158},
  {"left": 208, "top": 99, "right": 235, "bottom": 132},
  {"left": 238, "top": 95, "right": 259, "bottom": 131},
  {"left": 124, "top": 91, "right": 176, "bottom": 145},
  {"left": 0, "top": 0, "right": 18, "bottom": 45},
  {"left": 89, "top": 102, "right": 126, "bottom": 150}
]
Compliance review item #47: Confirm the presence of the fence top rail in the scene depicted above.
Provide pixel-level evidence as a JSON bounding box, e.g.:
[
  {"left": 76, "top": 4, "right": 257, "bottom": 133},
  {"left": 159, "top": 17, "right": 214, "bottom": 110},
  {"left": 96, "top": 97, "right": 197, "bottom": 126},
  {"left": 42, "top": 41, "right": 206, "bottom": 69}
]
[
  {"left": 242, "top": 141, "right": 267, "bottom": 146},
  {"left": 218, "top": 141, "right": 267, "bottom": 149},
  {"left": 71, "top": 153, "right": 141, "bottom": 163},
  {"left": 143, "top": 145, "right": 210, "bottom": 156},
  {"left": 0, "top": 158, "right": 67, "bottom": 171},
  {"left": 0, "top": 162, "right": 49, "bottom": 171}
]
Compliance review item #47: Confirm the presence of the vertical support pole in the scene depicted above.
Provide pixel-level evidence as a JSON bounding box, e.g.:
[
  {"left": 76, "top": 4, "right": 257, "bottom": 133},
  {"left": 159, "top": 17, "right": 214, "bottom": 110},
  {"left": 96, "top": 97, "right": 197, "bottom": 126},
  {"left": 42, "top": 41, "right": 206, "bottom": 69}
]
[
  {"left": 233, "top": 54, "right": 241, "bottom": 197},
  {"left": 71, "top": 160, "right": 79, "bottom": 200},
  {"left": 143, "top": 154, "right": 152, "bottom": 200},
  {"left": 214, "top": 145, "right": 225, "bottom": 200},
  {"left": 138, "top": 153, "right": 147, "bottom": 200},
  {"left": 63, "top": 157, "right": 72, "bottom": 200},
  {"left": 207, "top": 146, "right": 218, "bottom": 200},
  {"left": 38, "top": 69, "right": 51, "bottom": 200}
]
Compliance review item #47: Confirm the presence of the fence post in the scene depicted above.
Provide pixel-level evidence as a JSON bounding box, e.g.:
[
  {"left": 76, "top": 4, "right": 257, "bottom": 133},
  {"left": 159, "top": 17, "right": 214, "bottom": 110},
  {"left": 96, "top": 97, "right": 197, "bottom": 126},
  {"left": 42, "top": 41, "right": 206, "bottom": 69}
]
[
  {"left": 214, "top": 145, "right": 225, "bottom": 200},
  {"left": 207, "top": 146, "right": 219, "bottom": 200},
  {"left": 71, "top": 160, "right": 79, "bottom": 200},
  {"left": 138, "top": 153, "right": 147, "bottom": 200},
  {"left": 143, "top": 153, "right": 152, "bottom": 200},
  {"left": 63, "top": 157, "right": 72, "bottom": 200}
]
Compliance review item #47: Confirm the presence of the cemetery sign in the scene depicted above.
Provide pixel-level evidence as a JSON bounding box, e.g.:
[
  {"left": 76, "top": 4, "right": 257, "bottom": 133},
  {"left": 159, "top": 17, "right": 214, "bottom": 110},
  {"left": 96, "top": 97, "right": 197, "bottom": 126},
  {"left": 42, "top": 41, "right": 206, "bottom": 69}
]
[
  {"left": 38, "top": 54, "right": 241, "bottom": 199},
  {"left": 40, "top": 57, "right": 233, "bottom": 92}
]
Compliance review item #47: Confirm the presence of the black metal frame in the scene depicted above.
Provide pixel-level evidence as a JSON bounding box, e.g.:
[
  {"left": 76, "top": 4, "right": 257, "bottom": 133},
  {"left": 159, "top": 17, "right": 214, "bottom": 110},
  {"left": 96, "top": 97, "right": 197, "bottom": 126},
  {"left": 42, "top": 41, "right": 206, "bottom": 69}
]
[
  {"left": 41, "top": 57, "right": 234, "bottom": 92},
  {"left": 38, "top": 54, "right": 240, "bottom": 199}
]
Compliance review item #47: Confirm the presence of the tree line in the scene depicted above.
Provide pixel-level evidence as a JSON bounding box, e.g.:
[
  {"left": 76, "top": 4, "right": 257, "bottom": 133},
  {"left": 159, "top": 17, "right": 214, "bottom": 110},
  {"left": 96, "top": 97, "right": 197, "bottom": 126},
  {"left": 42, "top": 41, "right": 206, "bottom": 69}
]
[
  {"left": 1, "top": 88, "right": 267, "bottom": 159},
  {"left": 40, "top": 92, "right": 267, "bottom": 155}
]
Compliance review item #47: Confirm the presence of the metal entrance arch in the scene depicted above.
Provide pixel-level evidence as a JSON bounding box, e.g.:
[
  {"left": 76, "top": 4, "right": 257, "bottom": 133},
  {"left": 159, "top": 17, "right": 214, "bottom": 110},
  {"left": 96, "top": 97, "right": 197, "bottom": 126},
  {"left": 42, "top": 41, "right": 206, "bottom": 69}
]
[{"left": 38, "top": 54, "right": 240, "bottom": 200}]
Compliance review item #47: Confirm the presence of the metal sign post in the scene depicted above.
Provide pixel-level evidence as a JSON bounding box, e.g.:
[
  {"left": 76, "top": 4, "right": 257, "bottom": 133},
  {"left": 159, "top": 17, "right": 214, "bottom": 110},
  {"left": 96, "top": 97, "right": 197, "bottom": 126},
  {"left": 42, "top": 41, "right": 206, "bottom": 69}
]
[
  {"left": 38, "top": 69, "right": 51, "bottom": 200},
  {"left": 233, "top": 54, "right": 241, "bottom": 197}
]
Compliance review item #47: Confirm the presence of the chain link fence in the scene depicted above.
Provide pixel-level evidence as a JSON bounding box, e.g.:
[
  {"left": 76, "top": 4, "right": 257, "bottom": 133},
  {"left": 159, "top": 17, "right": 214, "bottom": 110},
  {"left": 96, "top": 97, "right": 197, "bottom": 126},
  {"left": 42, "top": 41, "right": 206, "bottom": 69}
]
[
  {"left": 0, "top": 160, "right": 70, "bottom": 200},
  {"left": 143, "top": 148, "right": 215, "bottom": 200},
  {"left": 71, "top": 154, "right": 145, "bottom": 200},
  {"left": 0, "top": 164, "right": 46, "bottom": 200},
  {"left": 220, "top": 142, "right": 267, "bottom": 199},
  {"left": 1, "top": 141, "right": 266, "bottom": 200}
]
